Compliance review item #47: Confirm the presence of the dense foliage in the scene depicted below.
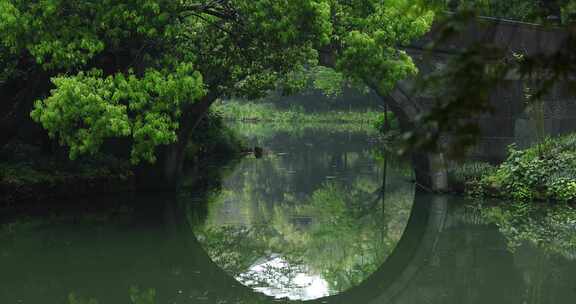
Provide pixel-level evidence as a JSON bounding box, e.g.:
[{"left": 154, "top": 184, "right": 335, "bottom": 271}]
[
  {"left": 0, "top": 0, "right": 333, "bottom": 165},
  {"left": 468, "top": 134, "right": 576, "bottom": 202},
  {"left": 0, "top": 0, "right": 437, "bottom": 181},
  {"left": 31, "top": 66, "right": 205, "bottom": 163},
  {"left": 328, "top": 0, "right": 433, "bottom": 93}
]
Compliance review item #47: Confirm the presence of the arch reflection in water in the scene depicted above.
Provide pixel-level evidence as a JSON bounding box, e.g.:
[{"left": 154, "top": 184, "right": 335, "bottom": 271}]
[{"left": 189, "top": 125, "right": 415, "bottom": 301}]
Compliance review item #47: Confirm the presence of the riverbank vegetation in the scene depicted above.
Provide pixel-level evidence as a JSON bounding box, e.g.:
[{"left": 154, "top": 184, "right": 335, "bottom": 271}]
[
  {"left": 0, "top": 112, "right": 245, "bottom": 204},
  {"left": 479, "top": 134, "right": 576, "bottom": 202},
  {"left": 226, "top": 122, "right": 381, "bottom": 144},
  {"left": 214, "top": 100, "right": 384, "bottom": 124},
  {"left": 449, "top": 133, "right": 576, "bottom": 203},
  {"left": 0, "top": 150, "right": 133, "bottom": 205}
]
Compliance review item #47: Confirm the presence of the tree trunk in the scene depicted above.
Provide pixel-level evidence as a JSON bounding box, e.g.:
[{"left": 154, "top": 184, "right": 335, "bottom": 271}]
[
  {"left": 0, "top": 71, "right": 51, "bottom": 149},
  {"left": 135, "top": 93, "right": 219, "bottom": 190}
]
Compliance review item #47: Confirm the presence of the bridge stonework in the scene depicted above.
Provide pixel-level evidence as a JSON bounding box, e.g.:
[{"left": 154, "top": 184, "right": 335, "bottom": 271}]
[{"left": 397, "top": 17, "right": 576, "bottom": 162}]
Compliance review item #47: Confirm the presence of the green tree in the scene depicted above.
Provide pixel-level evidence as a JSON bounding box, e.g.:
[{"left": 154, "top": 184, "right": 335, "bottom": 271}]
[
  {"left": 0, "top": 0, "right": 332, "bottom": 184},
  {"left": 1, "top": 0, "right": 437, "bottom": 186}
]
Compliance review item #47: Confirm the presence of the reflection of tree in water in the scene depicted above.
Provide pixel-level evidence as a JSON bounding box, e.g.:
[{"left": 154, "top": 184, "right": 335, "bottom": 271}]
[
  {"left": 192, "top": 151, "right": 414, "bottom": 298},
  {"left": 392, "top": 198, "right": 576, "bottom": 304},
  {"left": 477, "top": 201, "right": 576, "bottom": 261}
]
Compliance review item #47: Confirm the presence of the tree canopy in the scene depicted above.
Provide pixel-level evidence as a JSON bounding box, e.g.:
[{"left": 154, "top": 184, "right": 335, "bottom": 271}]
[{"left": 0, "top": 0, "right": 435, "bottom": 173}]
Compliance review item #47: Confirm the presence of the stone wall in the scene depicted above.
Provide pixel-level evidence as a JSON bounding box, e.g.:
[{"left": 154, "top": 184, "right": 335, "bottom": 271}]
[{"left": 396, "top": 17, "right": 576, "bottom": 162}]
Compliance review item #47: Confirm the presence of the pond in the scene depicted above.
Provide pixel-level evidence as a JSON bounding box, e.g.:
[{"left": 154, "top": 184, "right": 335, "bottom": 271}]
[{"left": 1, "top": 122, "right": 576, "bottom": 304}]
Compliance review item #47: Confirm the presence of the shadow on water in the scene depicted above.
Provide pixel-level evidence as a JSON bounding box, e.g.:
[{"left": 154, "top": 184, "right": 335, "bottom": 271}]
[{"left": 1, "top": 122, "right": 576, "bottom": 303}]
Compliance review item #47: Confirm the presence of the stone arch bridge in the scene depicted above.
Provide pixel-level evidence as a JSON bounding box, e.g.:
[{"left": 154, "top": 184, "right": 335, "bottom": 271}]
[
  {"left": 168, "top": 191, "right": 576, "bottom": 304},
  {"left": 368, "top": 17, "right": 576, "bottom": 190}
]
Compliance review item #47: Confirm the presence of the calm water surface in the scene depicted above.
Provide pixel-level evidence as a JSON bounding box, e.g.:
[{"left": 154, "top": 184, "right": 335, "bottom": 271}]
[{"left": 1, "top": 122, "right": 576, "bottom": 303}]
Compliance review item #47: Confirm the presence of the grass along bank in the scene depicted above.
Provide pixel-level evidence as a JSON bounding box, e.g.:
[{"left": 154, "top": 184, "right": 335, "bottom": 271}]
[
  {"left": 449, "top": 133, "right": 576, "bottom": 203},
  {"left": 213, "top": 100, "right": 391, "bottom": 126}
]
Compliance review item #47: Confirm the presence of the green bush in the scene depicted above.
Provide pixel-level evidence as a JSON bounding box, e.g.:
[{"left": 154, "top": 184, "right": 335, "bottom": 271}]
[{"left": 475, "top": 134, "right": 576, "bottom": 202}]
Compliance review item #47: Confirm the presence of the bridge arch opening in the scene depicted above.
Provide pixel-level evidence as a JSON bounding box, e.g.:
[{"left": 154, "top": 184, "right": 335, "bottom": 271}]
[{"left": 180, "top": 189, "right": 448, "bottom": 303}]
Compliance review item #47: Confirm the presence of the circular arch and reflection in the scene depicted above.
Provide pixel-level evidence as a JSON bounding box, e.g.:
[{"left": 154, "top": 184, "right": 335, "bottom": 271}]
[
  {"left": 179, "top": 189, "right": 447, "bottom": 304},
  {"left": 180, "top": 122, "right": 451, "bottom": 303},
  {"left": 0, "top": 167, "right": 446, "bottom": 304},
  {"left": 187, "top": 137, "right": 411, "bottom": 298},
  {"left": 0, "top": 123, "right": 450, "bottom": 303}
]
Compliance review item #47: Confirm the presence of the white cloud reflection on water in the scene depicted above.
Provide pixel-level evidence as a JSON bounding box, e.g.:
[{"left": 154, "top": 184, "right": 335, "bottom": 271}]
[{"left": 237, "top": 254, "right": 330, "bottom": 301}]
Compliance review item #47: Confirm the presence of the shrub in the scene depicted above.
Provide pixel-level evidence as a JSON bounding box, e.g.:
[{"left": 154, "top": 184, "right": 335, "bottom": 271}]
[{"left": 474, "top": 134, "right": 576, "bottom": 202}]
